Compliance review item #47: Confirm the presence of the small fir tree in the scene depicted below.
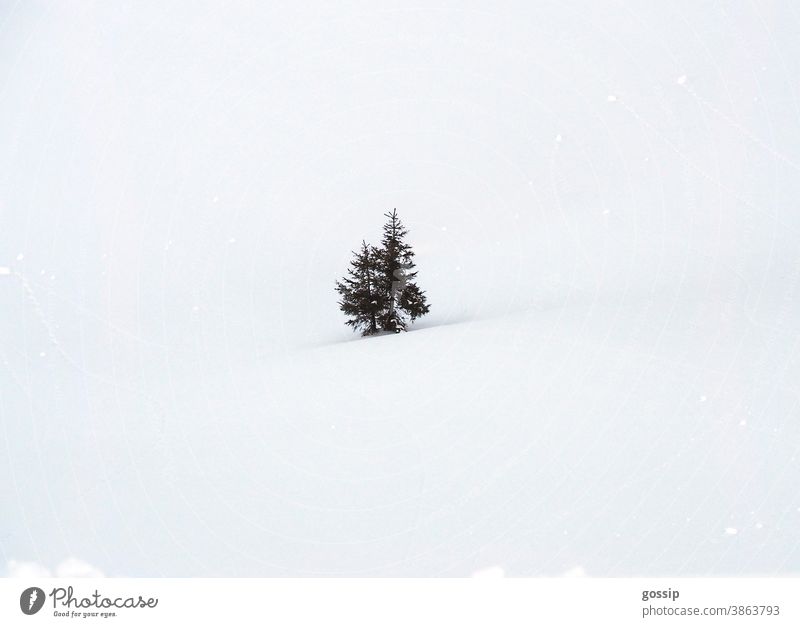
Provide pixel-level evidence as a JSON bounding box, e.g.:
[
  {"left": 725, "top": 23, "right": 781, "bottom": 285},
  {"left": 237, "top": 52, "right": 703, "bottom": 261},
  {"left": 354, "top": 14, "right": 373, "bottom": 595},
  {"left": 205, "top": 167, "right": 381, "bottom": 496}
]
[
  {"left": 374, "top": 209, "right": 430, "bottom": 332},
  {"left": 335, "top": 240, "right": 382, "bottom": 336},
  {"left": 336, "top": 210, "right": 430, "bottom": 335}
]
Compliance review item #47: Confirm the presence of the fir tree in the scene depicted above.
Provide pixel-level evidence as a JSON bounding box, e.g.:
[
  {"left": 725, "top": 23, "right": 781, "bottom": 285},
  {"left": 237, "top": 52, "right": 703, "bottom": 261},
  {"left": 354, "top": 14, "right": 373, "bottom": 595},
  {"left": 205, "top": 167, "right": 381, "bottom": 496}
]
[
  {"left": 335, "top": 241, "right": 383, "bottom": 336},
  {"left": 374, "top": 209, "right": 430, "bottom": 332},
  {"left": 335, "top": 210, "right": 430, "bottom": 335}
]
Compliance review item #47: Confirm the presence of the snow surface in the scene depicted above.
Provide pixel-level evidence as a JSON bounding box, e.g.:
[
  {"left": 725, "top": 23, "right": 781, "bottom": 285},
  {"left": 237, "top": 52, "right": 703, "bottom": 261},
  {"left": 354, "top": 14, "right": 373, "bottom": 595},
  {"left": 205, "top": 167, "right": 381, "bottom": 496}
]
[
  {"left": 6, "top": 558, "right": 104, "bottom": 579},
  {"left": 1, "top": 1, "right": 800, "bottom": 576}
]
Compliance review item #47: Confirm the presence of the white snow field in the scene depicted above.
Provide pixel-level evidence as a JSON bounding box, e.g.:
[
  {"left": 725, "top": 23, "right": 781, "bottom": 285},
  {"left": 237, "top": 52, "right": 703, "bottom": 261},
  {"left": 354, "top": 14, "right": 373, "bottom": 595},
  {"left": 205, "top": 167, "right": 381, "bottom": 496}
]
[{"left": 2, "top": 1, "right": 800, "bottom": 576}]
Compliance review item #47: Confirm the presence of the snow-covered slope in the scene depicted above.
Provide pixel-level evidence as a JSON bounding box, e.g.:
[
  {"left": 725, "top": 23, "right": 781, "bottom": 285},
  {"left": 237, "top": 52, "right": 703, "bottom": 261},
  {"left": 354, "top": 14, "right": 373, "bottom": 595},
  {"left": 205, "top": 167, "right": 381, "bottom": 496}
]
[
  {"left": 1, "top": 1, "right": 799, "bottom": 576},
  {"left": 152, "top": 293, "right": 799, "bottom": 576}
]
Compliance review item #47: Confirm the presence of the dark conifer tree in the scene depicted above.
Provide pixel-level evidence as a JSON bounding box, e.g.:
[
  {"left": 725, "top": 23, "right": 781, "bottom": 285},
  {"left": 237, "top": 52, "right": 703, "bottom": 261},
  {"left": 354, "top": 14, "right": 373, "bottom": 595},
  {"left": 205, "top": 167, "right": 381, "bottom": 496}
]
[
  {"left": 374, "top": 209, "right": 430, "bottom": 332},
  {"left": 335, "top": 240, "right": 382, "bottom": 336}
]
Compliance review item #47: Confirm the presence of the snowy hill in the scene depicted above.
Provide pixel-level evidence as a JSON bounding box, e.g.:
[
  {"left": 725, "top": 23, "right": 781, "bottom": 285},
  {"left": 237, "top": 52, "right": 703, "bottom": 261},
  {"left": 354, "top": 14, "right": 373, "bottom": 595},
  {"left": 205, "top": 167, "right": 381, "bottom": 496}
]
[{"left": 2, "top": 1, "right": 799, "bottom": 576}]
